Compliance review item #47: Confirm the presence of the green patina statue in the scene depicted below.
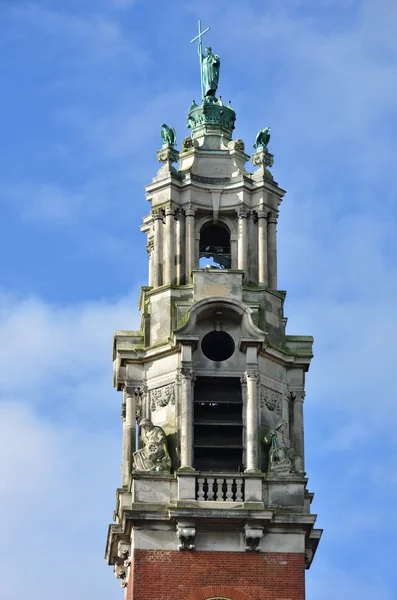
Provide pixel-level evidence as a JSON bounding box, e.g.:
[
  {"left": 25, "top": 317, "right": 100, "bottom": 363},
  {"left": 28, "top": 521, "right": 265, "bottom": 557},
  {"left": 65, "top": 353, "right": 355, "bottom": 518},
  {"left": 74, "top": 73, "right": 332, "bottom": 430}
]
[
  {"left": 160, "top": 123, "right": 176, "bottom": 147},
  {"left": 253, "top": 127, "right": 271, "bottom": 150},
  {"left": 201, "top": 47, "right": 220, "bottom": 97},
  {"left": 190, "top": 20, "right": 220, "bottom": 99}
]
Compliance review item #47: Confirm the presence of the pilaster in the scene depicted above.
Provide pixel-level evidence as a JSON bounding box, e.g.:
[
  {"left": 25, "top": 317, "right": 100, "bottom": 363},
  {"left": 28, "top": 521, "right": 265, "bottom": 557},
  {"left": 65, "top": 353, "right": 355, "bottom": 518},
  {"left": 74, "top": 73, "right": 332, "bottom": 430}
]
[
  {"left": 267, "top": 211, "right": 278, "bottom": 289},
  {"left": 257, "top": 207, "right": 268, "bottom": 286}
]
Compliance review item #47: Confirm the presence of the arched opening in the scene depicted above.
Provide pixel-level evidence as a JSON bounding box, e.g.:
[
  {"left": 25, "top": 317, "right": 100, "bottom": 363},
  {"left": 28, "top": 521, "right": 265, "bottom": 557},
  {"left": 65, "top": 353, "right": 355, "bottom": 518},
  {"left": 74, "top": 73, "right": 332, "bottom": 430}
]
[{"left": 199, "top": 222, "right": 231, "bottom": 269}]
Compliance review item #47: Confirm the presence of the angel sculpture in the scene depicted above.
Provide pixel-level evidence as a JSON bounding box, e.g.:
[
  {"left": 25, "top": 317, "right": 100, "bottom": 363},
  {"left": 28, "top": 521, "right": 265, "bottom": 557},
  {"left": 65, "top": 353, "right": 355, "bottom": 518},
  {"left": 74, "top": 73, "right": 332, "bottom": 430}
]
[{"left": 160, "top": 123, "right": 176, "bottom": 147}]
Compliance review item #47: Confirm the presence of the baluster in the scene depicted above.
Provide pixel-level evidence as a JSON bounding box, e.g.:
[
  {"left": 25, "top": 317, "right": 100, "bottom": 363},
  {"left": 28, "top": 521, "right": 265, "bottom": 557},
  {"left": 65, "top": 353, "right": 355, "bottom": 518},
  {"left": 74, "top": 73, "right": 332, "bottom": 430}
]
[
  {"left": 207, "top": 477, "right": 215, "bottom": 501},
  {"left": 235, "top": 478, "right": 243, "bottom": 502},
  {"left": 216, "top": 478, "right": 224, "bottom": 502},
  {"left": 197, "top": 477, "right": 205, "bottom": 500},
  {"left": 225, "top": 478, "right": 234, "bottom": 501}
]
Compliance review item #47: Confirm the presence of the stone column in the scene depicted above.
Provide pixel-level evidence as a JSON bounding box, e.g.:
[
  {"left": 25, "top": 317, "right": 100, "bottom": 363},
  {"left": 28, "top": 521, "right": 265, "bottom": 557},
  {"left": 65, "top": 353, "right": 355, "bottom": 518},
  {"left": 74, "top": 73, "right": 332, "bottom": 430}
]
[
  {"left": 151, "top": 209, "right": 163, "bottom": 287},
  {"left": 292, "top": 391, "right": 305, "bottom": 472},
  {"left": 237, "top": 206, "right": 248, "bottom": 275},
  {"left": 175, "top": 209, "right": 186, "bottom": 284},
  {"left": 122, "top": 386, "right": 137, "bottom": 487},
  {"left": 245, "top": 369, "right": 259, "bottom": 472},
  {"left": 267, "top": 211, "right": 278, "bottom": 289},
  {"left": 247, "top": 211, "right": 258, "bottom": 284},
  {"left": 163, "top": 204, "right": 175, "bottom": 285},
  {"left": 185, "top": 205, "right": 196, "bottom": 282},
  {"left": 179, "top": 365, "right": 194, "bottom": 470},
  {"left": 257, "top": 208, "right": 268, "bottom": 286}
]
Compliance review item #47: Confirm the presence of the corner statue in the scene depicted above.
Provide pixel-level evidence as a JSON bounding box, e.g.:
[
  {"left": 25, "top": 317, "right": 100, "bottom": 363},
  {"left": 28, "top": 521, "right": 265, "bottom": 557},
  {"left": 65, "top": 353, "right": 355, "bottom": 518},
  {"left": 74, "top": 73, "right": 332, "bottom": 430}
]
[
  {"left": 253, "top": 127, "right": 271, "bottom": 150},
  {"left": 264, "top": 419, "right": 297, "bottom": 476},
  {"left": 133, "top": 419, "right": 171, "bottom": 473},
  {"left": 160, "top": 124, "right": 176, "bottom": 147},
  {"left": 201, "top": 47, "right": 220, "bottom": 97}
]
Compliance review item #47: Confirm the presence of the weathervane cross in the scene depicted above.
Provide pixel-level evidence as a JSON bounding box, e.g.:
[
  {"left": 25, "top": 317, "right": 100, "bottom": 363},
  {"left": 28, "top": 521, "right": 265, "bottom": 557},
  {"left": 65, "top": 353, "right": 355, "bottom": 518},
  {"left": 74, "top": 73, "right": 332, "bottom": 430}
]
[{"left": 190, "top": 20, "right": 210, "bottom": 100}]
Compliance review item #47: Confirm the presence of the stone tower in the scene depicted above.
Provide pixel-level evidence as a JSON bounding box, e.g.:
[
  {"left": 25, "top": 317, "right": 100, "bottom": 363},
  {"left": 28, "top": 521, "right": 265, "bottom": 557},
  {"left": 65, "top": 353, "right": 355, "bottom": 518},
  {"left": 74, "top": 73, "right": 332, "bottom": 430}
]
[{"left": 105, "top": 35, "right": 321, "bottom": 600}]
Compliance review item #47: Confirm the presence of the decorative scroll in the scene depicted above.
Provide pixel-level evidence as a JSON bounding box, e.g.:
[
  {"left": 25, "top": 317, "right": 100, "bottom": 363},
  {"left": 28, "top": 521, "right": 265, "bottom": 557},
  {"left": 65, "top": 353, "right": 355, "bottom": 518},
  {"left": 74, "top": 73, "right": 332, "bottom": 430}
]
[
  {"left": 149, "top": 383, "right": 175, "bottom": 411},
  {"left": 260, "top": 386, "right": 282, "bottom": 415}
]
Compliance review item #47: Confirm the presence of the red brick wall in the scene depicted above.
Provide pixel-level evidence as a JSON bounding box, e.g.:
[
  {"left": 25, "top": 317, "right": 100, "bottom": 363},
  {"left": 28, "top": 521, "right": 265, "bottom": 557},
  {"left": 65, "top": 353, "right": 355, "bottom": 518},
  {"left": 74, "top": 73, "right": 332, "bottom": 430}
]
[{"left": 127, "top": 550, "right": 305, "bottom": 600}]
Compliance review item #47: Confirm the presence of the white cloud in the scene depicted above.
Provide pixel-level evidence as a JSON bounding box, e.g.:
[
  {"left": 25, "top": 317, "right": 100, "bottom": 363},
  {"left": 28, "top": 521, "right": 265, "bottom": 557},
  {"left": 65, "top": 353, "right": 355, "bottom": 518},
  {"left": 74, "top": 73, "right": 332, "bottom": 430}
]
[{"left": 0, "top": 292, "right": 140, "bottom": 600}]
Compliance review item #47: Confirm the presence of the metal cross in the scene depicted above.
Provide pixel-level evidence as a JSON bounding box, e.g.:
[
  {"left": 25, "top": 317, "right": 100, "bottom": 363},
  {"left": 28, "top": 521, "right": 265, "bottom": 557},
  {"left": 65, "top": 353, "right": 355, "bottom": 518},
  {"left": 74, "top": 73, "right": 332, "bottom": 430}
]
[{"left": 190, "top": 20, "right": 210, "bottom": 100}]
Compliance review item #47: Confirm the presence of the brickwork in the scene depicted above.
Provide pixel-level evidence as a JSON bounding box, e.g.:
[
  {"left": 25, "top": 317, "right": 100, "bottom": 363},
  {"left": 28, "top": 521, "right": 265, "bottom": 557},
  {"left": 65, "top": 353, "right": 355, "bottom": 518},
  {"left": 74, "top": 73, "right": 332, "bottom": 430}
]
[{"left": 127, "top": 550, "right": 305, "bottom": 600}]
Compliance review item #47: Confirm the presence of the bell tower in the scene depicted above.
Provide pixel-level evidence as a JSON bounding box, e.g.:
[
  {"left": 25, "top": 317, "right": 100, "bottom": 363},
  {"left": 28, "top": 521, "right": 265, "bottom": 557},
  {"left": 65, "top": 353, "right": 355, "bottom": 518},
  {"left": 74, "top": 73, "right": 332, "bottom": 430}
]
[{"left": 105, "top": 24, "right": 321, "bottom": 600}]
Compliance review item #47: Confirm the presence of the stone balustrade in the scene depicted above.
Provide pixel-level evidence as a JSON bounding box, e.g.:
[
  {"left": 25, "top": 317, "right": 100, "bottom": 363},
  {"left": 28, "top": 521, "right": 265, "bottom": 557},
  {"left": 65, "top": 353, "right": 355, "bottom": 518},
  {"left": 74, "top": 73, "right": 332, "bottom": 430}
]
[{"left": 196, "top": 476, "right": 245, "bottom": 502}]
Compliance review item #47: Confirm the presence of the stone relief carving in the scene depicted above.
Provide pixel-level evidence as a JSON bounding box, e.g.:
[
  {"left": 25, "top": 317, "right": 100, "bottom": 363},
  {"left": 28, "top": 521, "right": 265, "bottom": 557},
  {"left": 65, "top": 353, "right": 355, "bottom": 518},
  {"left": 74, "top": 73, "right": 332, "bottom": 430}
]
[
  {"left": 263, "top": 419, "right": 298, "bottom": 477},
  {"left": 133, "top": 419, "right": 171, "bottom": 473},
  {"left": 244, "top": 524, "right": 263, "bottom": 552},
  {"left": 149, "top": 383, "right": 175, "bottom": 411},
  {"left": 260, "top": 386, "right": 282, "bottom": 415},
  {"left": 177, "top": 523, "right": 196, "bottom": 551}
]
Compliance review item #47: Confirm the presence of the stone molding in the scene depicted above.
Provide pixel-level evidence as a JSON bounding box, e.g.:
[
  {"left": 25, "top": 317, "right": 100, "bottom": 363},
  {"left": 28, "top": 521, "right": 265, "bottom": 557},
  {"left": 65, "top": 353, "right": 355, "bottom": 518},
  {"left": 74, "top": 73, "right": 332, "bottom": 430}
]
[
  {"left": 244, "top": 524, "right": 263, "bottom": 552},
  {"left": 186, "top": 585, "right": 255, "bottom": 600},
  {"left": 149, "top": 383, "right": 176, "bottom": 411}
]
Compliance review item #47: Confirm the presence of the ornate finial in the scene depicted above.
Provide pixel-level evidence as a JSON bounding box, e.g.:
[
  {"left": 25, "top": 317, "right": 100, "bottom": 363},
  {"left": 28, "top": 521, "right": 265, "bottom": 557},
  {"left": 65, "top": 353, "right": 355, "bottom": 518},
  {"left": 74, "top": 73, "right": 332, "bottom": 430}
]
[
  {"left": 190, "top": 21, "right": 220, "bottom": 100},
  {"left": 253, "top": 127, "right": 271, "bottom": 150},
  {"left": 160, "top": 123, "right": 176, "bottom": 147}
]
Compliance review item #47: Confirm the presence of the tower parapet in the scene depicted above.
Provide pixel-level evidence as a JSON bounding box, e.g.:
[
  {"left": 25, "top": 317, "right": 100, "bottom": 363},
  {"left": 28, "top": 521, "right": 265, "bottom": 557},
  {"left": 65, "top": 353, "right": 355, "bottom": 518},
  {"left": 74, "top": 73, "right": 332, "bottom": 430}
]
[{"left": 106, "top": 25, "right": 321, "bottom": 600}]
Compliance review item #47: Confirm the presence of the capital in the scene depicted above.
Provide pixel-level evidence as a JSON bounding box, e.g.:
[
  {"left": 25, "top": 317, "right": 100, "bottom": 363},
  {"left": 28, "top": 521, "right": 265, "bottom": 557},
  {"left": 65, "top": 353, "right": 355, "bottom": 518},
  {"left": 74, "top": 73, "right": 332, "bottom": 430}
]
[
  {"left": 174, "top": 207, "right": 185, "bottom": 220},
  {"left": 151, "top": 208, "right": 164, "bottom": 221},
  {"left": 257, "top": 207, "right": 268, "bottom": 220},
  {"left": 180, "top": 365, "right": 194, "bottom": 379},
  {"left": 246, "top": 368, "right": 259, "bottom": 380},
  {"left": 268, "top": 211, "right": 278, "bottom": 224},
  {"left": 185, "top": 204, "right": 196, "bottom": 217},
  {"left": 236, "top": 205, "right": 248, "bottom": 219},
  {"left": 165, "top": 204, "right": 175, "bottom": 217}
]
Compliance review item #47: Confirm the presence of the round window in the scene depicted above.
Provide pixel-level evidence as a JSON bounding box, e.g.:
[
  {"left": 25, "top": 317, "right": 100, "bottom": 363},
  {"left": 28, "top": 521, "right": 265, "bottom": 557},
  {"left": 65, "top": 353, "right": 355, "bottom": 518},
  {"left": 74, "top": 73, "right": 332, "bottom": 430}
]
[{"left": 201, "top": 331, "right": 235, "bottom": 362}]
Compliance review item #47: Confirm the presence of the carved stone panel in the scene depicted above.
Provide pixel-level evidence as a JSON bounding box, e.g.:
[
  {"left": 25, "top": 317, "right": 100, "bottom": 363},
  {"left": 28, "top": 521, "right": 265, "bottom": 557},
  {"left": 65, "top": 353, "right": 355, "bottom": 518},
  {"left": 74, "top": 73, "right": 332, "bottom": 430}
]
[
  {"left": 260, "top": 386, "right": 282, "bottom": 415},
  {"left": 149, "top": 383, "right": 176, "bottom": 412}
]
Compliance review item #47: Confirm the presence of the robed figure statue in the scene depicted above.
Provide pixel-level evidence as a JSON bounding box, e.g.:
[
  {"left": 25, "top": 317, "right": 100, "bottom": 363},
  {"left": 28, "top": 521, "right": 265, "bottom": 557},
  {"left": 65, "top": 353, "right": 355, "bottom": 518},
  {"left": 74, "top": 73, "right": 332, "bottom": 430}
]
[{"left": 201, "top": 47, "right": 220, "bottom": 97}]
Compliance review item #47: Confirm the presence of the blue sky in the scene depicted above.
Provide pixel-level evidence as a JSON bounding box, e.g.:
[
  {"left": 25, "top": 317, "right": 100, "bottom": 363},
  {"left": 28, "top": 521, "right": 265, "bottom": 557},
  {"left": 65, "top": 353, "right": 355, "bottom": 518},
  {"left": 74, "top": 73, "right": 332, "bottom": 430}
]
[{"left": 1, "top": 1, "right": 396, "bottom": 599}]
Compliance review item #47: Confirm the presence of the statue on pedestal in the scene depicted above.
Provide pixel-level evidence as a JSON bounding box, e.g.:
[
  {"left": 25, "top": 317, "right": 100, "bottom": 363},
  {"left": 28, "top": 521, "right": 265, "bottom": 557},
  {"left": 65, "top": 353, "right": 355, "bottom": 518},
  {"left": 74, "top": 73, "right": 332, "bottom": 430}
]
[
  {"left": 201, "top": 47, "right": 220, "bottom": 97},
  {"left": 190, "top": 20, "right": 220, "bottom": 99},
  {"left": 264, "top": 419, "right": 297, "bottom": 476},
  {"left": 133, "top": 419, "right": 171, "bottom": 473},
  {"left": 160, "top": 124, "right": 176, "bottom": 147}
]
